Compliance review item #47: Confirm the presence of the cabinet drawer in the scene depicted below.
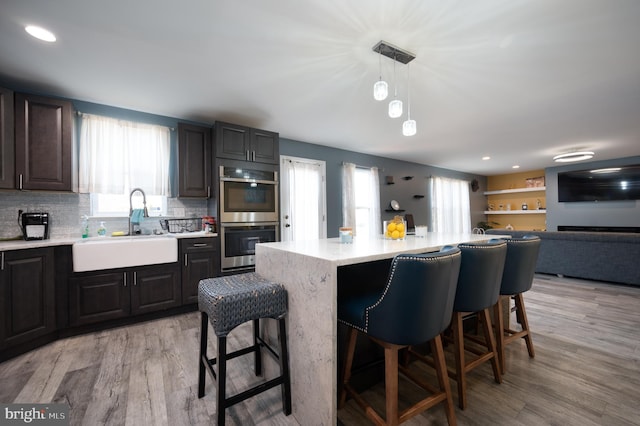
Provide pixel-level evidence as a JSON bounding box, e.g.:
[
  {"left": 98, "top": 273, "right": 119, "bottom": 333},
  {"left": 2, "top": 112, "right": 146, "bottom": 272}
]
[{"left": 180, "top": 237, "right": 218, "bottom": 253}]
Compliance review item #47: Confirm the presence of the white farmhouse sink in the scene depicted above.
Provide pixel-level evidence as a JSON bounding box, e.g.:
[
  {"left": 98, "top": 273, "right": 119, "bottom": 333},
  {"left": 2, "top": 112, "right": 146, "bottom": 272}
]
[{"left": 72, "top": 235, "right": 178, "bottom": 272}]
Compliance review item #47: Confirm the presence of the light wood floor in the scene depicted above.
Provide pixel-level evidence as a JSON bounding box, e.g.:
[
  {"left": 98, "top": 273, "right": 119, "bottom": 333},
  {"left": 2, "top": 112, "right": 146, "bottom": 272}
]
[{"left": 1, "top": 274, "right": 639, "bottom": 425}]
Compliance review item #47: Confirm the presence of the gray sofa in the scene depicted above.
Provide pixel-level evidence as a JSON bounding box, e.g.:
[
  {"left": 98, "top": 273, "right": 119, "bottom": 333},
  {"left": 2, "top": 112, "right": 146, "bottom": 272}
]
[{"left": 485, "top": 230, "right": 640, "bottom": 286}]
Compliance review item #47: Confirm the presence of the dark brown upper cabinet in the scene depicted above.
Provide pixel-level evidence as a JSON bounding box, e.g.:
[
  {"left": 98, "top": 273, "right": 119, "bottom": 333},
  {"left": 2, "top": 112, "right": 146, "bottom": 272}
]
[
  {"left": 215, "top": 121, "right": 279, "bottom": 164},
  {"left": 0, "top": 87, "right": 14, "bottom": 189},
  {"left": 177, "top": 122, "right": 212, "bottom": 198},
  {"left": 14, "top": 93, "right": 73, "bottom": 191}
]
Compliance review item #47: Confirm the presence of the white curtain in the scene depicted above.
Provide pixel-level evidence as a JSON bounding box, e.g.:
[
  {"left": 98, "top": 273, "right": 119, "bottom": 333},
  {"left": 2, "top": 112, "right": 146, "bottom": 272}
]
[
  {"left": 430, "top": 176, "right": 471, "bottom": 233},
  {"left": 342, "top": 162, "right": 356, "bottom": 229},
  {"left": 342, "top": 163, "right": 381, "bottom": 238},
  {"left": 288, "top": 159, "right": 322, "bottom": 241},
  {"left": 79, "top": 114, "right": 171, "bottom": 195},
  {"left": 368, "top": 167, "right": 381, "bottom": 236}
]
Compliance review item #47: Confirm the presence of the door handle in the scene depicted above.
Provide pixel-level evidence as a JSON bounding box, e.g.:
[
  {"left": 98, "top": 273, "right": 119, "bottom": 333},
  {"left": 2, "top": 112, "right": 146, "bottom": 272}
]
[{"left": 285, "top": 224, "right": 291, "bottom": 228}]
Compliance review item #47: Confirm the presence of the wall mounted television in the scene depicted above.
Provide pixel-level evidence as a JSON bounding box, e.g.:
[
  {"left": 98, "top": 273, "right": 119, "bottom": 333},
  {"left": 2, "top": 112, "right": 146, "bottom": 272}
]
[{"left": 557, "top": 164, "right": 640, "bottom": 202}]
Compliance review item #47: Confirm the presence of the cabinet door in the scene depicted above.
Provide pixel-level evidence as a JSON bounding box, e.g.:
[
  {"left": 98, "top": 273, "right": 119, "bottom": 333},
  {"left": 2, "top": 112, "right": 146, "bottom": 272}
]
[
  {"left": 130, "top": 264, "right": 181, "bottom": 315},
  {"left": 69, "top": 272, "right": 129, "bottom": 326},
  {"left": 0, "top": 248, "right": 55, "bottom": 349},
  {"left": 0, "top": 87, "right": 14, "bottom": 189},
  {"left": 14, "top": 93, "right": 73, "bottom": 191},
  {"left": 178, "top": 123, "right": 212, "bottom": 198},
  {"left": 180, "top": 238, "right": 219, "bottom": 304},
  {"left": 251, "top": 128, "right": 279, "bottom": 164},
  {"left": 215, "top": 121, "right": 252, "bottom": 161}
]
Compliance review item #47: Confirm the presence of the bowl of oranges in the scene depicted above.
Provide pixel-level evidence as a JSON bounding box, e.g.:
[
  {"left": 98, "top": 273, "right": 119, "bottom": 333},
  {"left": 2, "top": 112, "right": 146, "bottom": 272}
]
[{"left": 384, "top": 216, "right": 407, "bottom": 240}]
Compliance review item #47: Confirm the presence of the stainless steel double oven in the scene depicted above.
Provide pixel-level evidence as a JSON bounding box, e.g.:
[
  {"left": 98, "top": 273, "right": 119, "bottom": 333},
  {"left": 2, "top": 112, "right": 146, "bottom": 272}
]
[{"left": 218, "top": 165, "right": 279, "bottom": 272}]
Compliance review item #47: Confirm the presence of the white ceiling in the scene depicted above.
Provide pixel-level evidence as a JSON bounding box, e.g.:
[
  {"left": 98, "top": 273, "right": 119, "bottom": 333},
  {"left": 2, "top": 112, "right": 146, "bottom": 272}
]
[{"left": 1, "top": 0, "right": 639, "bottom": 175}]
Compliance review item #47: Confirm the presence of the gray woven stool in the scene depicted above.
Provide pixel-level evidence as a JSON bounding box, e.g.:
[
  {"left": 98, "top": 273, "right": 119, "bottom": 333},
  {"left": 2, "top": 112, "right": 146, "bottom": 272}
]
[{"left": 197, "top": 272, "right": 291, "bottom": 425}]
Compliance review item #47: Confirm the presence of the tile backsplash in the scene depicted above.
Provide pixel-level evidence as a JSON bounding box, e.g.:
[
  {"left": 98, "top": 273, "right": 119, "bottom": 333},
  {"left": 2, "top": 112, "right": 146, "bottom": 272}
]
[{"left": 0, "top": 191, "right": 208, "bottom": 239}]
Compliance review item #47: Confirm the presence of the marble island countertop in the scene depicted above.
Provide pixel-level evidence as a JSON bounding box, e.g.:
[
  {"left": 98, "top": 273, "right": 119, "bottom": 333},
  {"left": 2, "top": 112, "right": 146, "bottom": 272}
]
[
  {"left": 258, "top": 232, "right": 510, "bottom": 266},
  {"left": 0, "top": 231, "right": 218, "bottom": 251}
]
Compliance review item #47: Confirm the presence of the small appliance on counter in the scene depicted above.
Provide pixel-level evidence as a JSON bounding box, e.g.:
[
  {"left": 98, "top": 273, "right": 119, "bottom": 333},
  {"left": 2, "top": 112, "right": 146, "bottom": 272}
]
[{"left": 19, "top": 212, "right": 50, "bottom": 240}]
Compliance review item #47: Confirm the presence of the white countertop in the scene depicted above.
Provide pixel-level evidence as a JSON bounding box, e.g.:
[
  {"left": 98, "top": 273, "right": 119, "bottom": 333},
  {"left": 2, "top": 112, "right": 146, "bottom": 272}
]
[
  {"left": 0, "top": 231, "right": 218, "bottom": 251},
  {"left": 258, "top": 232, "right": 510, "bottom": 266}
]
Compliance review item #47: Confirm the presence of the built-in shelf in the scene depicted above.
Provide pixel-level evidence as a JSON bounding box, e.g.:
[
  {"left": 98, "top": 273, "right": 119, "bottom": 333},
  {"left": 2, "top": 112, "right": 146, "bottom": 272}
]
[
  {"left": 485, "top": 210, "right": 546, "bottom": 215},
  {"left": 484, "top": 186, "right": 546, "bottom": 195}
]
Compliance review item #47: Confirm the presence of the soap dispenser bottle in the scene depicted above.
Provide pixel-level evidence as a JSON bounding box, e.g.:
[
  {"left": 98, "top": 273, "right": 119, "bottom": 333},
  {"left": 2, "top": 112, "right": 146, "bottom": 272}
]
[
  {"left": 97, "top": 221, "right": 107, "bottom": 237},
  {"left": 81, "top": 215, "right": 89, "bottom": 238}
]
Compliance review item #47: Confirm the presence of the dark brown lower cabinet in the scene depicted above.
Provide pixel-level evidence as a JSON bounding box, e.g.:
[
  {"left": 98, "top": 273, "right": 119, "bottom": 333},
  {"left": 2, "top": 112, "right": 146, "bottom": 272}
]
[
  {"left": 0, "top": 248, "right": 56, "bottom": 350},
  {"left": 69, "top": 263, "right": 180, "bottom": 327},
  {"left": 180, "top": 237, "right": 219, "bottom": 304}
]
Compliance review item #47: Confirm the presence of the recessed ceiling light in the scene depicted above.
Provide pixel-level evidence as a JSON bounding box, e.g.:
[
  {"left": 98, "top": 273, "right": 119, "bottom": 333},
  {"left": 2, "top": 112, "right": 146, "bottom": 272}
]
[
  {"left": 512, "top": 165, "right": 520, "bottom": 169},
  {"left": 553, "top": 151, "right": 594, "bottom": 162},
  {"left": 482, "top": 156, "right": 491, "bottom": 161},
  {"left": 25, "top": 25, "right": 56, "bottom": 42}
]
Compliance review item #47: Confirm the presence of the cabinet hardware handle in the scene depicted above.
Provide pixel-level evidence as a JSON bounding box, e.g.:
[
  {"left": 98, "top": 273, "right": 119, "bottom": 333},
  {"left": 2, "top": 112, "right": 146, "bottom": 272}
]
[
  {"left": 184, "top": 253, "right": 188, "bottom": 266},
  {"left": 252, "top": 151, "right": 256, "bottom": 162},
  {"left": 134, "top": 272, "right": 137, "bottom": 286},
  {"left": 123, "top": 272, "right": 127, "bottom": 287},
  {"left": 207, "top": 186, "right": 211, "bottom": 198},
  {"left": 246, "top": 150, "right": 250, "bottom": 161},
  {"left": 1, "top": 252, "right": 4, "bottom": 270},
  {"left": 193, "top": 243, "right": 207, "bottom": 247},
  {"left": 19, "top": 174, "right": 23, "bottom": 190}
]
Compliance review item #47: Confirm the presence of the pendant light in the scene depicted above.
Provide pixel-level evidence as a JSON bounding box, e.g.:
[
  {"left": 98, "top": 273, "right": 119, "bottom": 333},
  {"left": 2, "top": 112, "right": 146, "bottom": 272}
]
[
  {"left": 373, "top": 51, "right": 388, "bottom": 101},
  {"left": 388, "top": 55, "right": 403, "bottom": 118},
  {"left": 402, "top": 63, "right": 416, "bottom": 136}
]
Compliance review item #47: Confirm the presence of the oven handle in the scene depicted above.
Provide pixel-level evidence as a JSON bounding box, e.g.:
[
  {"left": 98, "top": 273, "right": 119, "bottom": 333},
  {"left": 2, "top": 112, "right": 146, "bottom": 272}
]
[
  {"left": 220, "top": 221, "right": 280, "bottom": 228},
  {"left": 219, "top": 176, "right": 278, "bottom": 185}
]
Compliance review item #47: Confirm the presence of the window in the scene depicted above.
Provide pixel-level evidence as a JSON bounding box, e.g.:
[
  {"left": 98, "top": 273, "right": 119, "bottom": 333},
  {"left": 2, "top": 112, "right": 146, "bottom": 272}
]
[
  {"left": 90, "top": 193, "right": 167, "bottom": 217},
  {"left": 342, "top": 163, "right": 381, "bottom": 237},
  {"left": 429, "top": 176, "right": 471, "bottom": 233},
  {"left": 79, "top": 113, "right": 171, "bottom": 216}
]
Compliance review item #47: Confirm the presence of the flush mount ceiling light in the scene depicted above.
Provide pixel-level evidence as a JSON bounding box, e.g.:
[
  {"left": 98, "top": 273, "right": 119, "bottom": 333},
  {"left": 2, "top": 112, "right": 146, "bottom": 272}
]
[
  {"left": 372, "top": 41, "right": 416, "bottom": 133},
  {"left": 553, "top": 151, "right": 595, "bottom": 162},
  {"left": 25, "top": 25, "right": 56, "bottom": 42}
]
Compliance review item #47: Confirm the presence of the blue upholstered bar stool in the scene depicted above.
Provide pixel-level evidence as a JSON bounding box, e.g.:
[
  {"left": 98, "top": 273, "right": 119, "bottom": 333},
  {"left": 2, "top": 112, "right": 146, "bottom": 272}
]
[
  {"left": 410, "top": 240, "right": 507, "bottom": 409},
  {"left": 450, "top": 240, "right": 506, "bottom": 409},
  {"left": 493, "top": 236, "right": 541, "bottom": 374},
  {"left": 338, "top": 248, "right": 462, "bottom": 426},
  {"left": 197, "top": 272, "right": 291, "bottom": 426}
]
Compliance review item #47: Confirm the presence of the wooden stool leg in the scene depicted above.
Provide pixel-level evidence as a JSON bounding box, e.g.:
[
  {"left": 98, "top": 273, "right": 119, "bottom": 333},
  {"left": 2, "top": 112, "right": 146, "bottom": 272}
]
[
  {"left": 198, "top": 312, "right": 208, "bottom": 398},
  {"left": 338, "top": 328, "right": 357, "bottom": 409},
  {"left": 253, "top": 319, "right": 262, "bottom": 376},
  {"left": 384, "top": 346, "right": 399, "bottom": 425},
  {"left": 278, "top": 317, "right": 292, "bottom": 415},
  {"left": 431, "top": 335, "right": 457, "bottom": 426},
  {"left": 217, "top": 336, "right": 227, "bottom": 426},
  {"left": 480, "top": 308, "right": 502, "bottom": 384},
  {"left": 514, "top": 293, "right": 535, "bottom": 358},
  {"left": 494, "top": 298, "right": 506, "bottom": 375},
  {"left": 452, "top": 312, "right": 467, "bottom": 409}
]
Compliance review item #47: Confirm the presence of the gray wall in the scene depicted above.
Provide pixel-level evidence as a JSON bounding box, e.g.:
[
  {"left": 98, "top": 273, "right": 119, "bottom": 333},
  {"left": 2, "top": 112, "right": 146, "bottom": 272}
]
[
  {"left": 0, "top": 85, "right": 562, "bottom": 240},
  {"left": 545, "top": 155, "right": 640, "bottom": 231},
  {"left": 280, "top": 138, "right": 488, "bottom": 237}
]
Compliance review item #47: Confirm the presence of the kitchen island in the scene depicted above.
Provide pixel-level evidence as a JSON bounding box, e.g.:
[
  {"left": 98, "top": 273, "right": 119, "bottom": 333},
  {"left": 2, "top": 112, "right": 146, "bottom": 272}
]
[{"left": 255, "top": 232, "right": 508, "bottom": 425}]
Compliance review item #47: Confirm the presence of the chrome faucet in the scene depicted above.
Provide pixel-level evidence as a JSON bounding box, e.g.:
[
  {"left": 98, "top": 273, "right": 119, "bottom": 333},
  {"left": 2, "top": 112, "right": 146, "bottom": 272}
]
[{"left": 129, "top": 188, "right": 149, "bottom": 235}]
